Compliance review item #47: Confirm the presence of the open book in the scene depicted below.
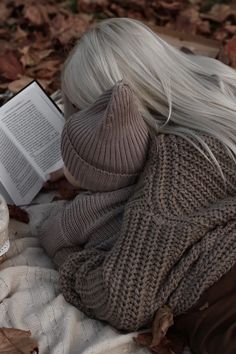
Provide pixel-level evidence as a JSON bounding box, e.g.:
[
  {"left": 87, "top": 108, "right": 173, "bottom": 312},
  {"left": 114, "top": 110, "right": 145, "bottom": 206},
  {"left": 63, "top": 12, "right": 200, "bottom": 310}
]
[{"left": 0, "top": 81, "right": 64, "bottom": 206}]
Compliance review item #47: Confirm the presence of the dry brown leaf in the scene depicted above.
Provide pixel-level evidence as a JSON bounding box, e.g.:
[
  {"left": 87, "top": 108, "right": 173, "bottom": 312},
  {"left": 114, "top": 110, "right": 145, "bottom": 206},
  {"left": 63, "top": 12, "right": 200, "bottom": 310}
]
[
  {"left": 8, "top": 205, "right": 30, "bottom": 224},
  {"left": 201, "top": 4, "right": 236, "bottom": 23},
  {"left": 159, "top": 1, "right": 182, "bottom": 11},
  {"left": 0, "top": 29, "right": 10, "bottom": 40},
  {"left": 14, "top": 0, "right": 37, "bottom": 5},
  {"left": 151, "top": 306, "right": 174, "bottom": 347},
  {"left": 8, "top": 76, "right": 34, "bottom": 93},
  {"left": 0, "top": 327, "right": 38, "bottom": 354},
  {"left": 33, "top": 59, "right": 61, "bottom": 80},
  {"left": 213, "top": 29, "right": 228, "bottom": 42},
  {"left": 224, "top": 23, "right": 236, "bottom": 35},
  {"left": 134, "top": 332, "right": 152, "bottom": 347},
  {"left": 0, "top": 3, "right": 12, "bottom": 23},
  {"left": 20, "top": 46, "right": 53, "bottom": 68},
  {"left": 38, "top": 49, "right": 54, "bottom": 60},
  {"left": 14, "top": 26, "right": 28, "bottom": 41},
  {"left": 37, "top": 79, "right": 52, "bottom": 91},
  {"left": 0, "top": 82, "right": 9, "bottom": 91},
  {"left": 20, "top": 46, "right": 36, "bottom": 68},
  {"left": 135, "top": 332, "right": 176, "bottom": 354},
  {"left": 0, "top": 51, "right": 23, "bottom": 81},
  {"left": 176, "top": 7, "right": 201, "bottom": 35},
  {"left": 50, "top": 13, "right": 92, "bottom": 45},
  {"left": 197, "top": 20, "right": 211, "bottom": 35},
  {"left": 78, "top": 0, "right": 109, "bottom": 13},
  {"left": 25, "top": 5, "right": 45, "bottom": 26},
  {"left": 109, "top": 3, "right": 126, "bottom": 17}
]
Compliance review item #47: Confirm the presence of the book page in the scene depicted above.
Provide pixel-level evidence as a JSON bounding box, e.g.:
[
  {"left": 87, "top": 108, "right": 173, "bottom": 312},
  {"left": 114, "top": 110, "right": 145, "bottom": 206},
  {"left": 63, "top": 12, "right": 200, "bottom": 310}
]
[
  {"left": 0, "top": 128, "right": 43, "bottom": 205},
  {"left": 0, "top": 181, "right": 14, "bottom": 205},
  {"left": 0, "top": 81, "right": 64, "bottom": 180}
]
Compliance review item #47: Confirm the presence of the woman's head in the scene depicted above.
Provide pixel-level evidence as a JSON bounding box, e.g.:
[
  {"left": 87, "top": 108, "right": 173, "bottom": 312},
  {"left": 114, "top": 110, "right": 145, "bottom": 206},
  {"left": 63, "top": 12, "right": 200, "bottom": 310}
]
[
  {"left": 62, "top": 17, "right": 174, "bottom": 121},
  {"left": 62, "top": 17, "right": 236, "bottom": 179},
  {"left": 61, "top": 81, "right": 150, "bottom": 191}
]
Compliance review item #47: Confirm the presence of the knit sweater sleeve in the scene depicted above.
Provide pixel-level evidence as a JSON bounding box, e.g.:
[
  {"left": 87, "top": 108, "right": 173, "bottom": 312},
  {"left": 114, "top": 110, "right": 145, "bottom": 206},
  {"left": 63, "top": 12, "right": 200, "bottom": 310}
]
[
  {"left": 58, "top": 203, "right": 152, "bottom": 331},
  {"left": 39, "top": 186, "right": 134, "bottom": 263}
]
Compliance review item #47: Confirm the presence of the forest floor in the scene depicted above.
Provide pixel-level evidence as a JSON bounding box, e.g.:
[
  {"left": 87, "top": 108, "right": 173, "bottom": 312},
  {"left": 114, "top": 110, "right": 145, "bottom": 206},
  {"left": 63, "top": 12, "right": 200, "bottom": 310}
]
[{"left": 0, "top": 0, "right": 235, "bottom": 103}]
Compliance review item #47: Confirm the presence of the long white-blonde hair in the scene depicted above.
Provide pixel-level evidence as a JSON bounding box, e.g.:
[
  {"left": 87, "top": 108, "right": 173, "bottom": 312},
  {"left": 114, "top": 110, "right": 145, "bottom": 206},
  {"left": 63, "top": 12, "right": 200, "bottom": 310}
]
[{"left": 61, "top": 17, "right": 236, "bottom": 178}]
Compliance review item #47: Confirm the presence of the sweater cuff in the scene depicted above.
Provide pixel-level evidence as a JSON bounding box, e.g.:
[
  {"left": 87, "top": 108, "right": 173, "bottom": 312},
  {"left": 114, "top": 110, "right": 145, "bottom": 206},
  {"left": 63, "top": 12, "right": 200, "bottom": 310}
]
[
  {"left": 59, "top": 249, "right": 107, "bottom": 318},
  {"left": 38, "top": 203, "right": 72, "bottom": 258}
]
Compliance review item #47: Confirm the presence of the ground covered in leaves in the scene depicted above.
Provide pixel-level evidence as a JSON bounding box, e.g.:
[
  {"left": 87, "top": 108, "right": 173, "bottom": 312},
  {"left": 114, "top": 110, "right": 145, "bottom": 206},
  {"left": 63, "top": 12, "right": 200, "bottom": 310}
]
[{"left": 0, "top": 0, "right": 235, "bottom": 104}]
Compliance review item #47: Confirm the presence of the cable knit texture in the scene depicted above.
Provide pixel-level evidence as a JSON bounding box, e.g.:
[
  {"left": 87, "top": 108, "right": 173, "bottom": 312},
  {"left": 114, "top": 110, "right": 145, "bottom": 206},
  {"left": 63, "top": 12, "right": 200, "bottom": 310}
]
[
  {"left": 40, "top": 133, "right": 236, "bottom": 332},
  {"left": 39, "top": 83, "right": 236, "bottom": 332}
]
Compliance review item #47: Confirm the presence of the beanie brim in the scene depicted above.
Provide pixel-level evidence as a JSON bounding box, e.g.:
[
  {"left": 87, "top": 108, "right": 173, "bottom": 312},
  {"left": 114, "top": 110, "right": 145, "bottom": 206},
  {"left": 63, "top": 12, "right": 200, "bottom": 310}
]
[{"left": 61, "top": 127, "right": 139, "bottom": 192}]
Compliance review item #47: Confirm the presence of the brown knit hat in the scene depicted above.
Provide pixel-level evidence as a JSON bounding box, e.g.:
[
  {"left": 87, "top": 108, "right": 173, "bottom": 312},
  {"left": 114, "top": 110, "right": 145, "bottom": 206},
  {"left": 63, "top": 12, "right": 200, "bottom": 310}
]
[{"left": 61, "top": 81, "right": 149, "bottom": 191}]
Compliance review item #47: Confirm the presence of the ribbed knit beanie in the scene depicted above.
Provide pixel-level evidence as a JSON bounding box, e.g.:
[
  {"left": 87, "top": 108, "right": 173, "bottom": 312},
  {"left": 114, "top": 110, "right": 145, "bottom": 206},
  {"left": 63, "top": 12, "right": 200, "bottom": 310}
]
[{"left": 61, "top": 81, "right": 150, "bottom": 191}]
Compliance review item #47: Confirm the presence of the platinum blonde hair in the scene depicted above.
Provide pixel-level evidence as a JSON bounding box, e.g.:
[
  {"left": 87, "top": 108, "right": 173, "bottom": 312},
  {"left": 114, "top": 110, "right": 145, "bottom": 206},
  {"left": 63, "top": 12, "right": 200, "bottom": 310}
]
[{"left": 62, "top": 17, "right": 236, "bottom": 178}]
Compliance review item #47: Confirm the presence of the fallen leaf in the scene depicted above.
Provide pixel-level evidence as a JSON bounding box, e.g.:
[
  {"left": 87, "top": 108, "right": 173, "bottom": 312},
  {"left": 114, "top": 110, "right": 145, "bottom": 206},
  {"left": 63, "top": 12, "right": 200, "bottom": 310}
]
[
  {"left": 109, "top": 3, "right": 126, "bottom": 17},
  {"left": 8, "top": 76, "right": 34, "bottom": 93},
  {"left": 159, "top": 1, "right": 182, "bottom": 11},
  {"left": 0, "top": 29, "right": 10, "bottom": 40},
  {"left": 8, "top": 205, "right": 30, "bottom": 224},
  {"left": 38, "top": 49, "right": 54, "bottom": 60},
  {"left": 135, "top": 332, "right": 175, "bottom": 354},
  {"left": 0, "top": 82, "right": 9, "bottom": 91},
  {"left": 50, "top": 13, "right": 92, "bottom": 45},
  {"left": 197, "top": 20, "right": 211, "bottom": 35},
  {"left": 20, "top": 46, "right": 36, "bottom": 68},
  {"left": 134, "top": 331, "right": 152, "bottom": 347},
  {"left": 37, "top": 78, "right": 52, "bottom": 91},
  {"left": 24, "top": 5, "right": 44, "bottom": 26},
  {"left": 0, "top": 327, "right": 38, "bottom": 354},
  {"left": 151, "top": 306, "right": 174, "bottom": 347},
  {"left": 201, "top": 4, "right": 236, "bottom": 23},
  {"left": 213, "top": 29, "right": 228, "bottom": 42},
  {"left": 32, "top": 59, "right": 61, "bottom": 80},
  {"left": 0, "top": 3, "right": 12, "bottom": 23},
  {"left": 224, "top": 22, "right": 236, "bottom": 35},
  {"left": 78, "top": 0, "right": 109, "bottom": 13},
  {"left": 0, "top": 51, "right": 23, "bottom": 81},
  {"left": 176, "top": 7, "right": 201, "bottom": 35},
  {"left": 14, "top": 26, "right": 28, "bottom": 41}
]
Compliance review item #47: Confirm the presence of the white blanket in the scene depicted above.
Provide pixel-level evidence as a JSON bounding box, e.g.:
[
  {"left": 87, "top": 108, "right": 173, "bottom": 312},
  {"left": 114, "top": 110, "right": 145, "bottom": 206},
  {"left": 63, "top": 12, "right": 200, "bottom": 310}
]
[{"left": 0, "top": 201, "right": 191, "bottom": 354}]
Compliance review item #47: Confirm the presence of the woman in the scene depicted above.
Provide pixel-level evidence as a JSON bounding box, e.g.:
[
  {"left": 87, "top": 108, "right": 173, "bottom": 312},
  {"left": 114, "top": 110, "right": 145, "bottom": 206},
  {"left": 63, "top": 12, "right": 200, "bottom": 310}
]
[{"left": 39, "top": 18, "right": 236, "bottom": 354}]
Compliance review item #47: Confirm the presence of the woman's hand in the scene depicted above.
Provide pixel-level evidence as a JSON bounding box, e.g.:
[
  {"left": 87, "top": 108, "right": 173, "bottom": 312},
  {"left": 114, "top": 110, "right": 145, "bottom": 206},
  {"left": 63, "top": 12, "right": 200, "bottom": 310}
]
[
  {"left": 49, "top": 168, "right": 65, "bottom": 182},
  {"left": 43, "top": 167, "right": 80, "bottom": 200}
]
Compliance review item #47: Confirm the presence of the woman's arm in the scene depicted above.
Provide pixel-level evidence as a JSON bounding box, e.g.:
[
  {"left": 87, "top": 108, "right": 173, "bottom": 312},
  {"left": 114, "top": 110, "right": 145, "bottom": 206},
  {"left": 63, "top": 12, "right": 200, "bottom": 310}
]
[{"left": 39, "top": 186, "right": 134, "bottom": 265}]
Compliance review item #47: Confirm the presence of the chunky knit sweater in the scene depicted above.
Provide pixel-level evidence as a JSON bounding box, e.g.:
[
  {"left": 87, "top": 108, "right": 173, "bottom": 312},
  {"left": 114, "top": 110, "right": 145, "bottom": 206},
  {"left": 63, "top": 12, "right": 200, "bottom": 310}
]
[{"left": 39, "top": 132, "right": 236, "bottom": 332}]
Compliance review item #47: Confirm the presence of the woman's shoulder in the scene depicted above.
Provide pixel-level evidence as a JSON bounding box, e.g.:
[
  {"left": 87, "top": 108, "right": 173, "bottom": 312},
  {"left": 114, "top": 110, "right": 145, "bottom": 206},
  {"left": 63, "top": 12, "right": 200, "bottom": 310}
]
[
  {"left": 131, "top": 131, "right": 236, "bottom": 216},
  {"left": 149, "top": 131, "right": 229, "bottom": 164},
  {"left": 147, "top": 131, "right": 236, "bottom": 185}
]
